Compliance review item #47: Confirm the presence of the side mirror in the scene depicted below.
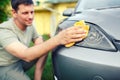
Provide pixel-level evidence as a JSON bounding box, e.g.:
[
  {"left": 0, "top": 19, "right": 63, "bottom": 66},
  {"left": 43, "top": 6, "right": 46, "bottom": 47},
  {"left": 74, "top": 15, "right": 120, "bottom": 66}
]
[{"left": 63, "top": 8, "right": 74, "bottom": 16}]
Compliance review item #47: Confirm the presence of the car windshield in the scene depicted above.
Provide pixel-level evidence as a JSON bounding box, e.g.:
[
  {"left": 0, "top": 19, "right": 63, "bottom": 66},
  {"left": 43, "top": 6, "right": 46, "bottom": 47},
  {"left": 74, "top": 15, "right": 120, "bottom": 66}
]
[{"left": 75, "top": 0, "right": 120, "bottom": 12}]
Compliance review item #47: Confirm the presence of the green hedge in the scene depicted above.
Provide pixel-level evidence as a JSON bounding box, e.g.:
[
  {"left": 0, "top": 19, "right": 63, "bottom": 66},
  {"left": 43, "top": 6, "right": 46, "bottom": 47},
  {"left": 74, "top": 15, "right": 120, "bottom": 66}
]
[{"left": 0, "top": 0, "right": 10, "bottom": 23}]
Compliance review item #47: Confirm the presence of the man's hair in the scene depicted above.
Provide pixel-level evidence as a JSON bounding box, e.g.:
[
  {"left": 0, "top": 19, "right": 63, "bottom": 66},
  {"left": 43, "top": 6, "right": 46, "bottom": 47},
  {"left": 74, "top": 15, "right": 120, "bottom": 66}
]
[{"left": 11, "top": 0, "right": 34, "bottom": 11}]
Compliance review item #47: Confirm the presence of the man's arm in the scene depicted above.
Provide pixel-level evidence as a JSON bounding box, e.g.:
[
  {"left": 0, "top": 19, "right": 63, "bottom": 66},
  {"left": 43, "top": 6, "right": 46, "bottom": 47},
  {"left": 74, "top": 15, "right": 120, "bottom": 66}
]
[{"left": 5, "top": 27, "right": 86, "bottom": 62}]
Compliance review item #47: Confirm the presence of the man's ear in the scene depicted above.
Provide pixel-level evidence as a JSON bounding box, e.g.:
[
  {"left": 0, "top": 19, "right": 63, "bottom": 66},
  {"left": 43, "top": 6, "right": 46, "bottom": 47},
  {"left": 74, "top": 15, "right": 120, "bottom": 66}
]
[{"left": 11, "top": 9, "right": 17, "bottom": 18}]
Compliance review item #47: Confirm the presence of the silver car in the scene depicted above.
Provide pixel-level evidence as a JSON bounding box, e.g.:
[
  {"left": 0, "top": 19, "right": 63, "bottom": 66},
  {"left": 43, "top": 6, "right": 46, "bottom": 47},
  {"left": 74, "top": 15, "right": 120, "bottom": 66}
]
[{"left": 52, "top": 0, "right": 120, "bottom": 80}]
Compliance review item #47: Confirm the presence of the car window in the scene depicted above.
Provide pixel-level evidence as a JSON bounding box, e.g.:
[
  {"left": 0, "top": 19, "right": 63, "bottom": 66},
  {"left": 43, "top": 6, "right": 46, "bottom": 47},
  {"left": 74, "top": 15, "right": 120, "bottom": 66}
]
[{"left": 75, "top": 0, "right": 120, "bottom": 12}]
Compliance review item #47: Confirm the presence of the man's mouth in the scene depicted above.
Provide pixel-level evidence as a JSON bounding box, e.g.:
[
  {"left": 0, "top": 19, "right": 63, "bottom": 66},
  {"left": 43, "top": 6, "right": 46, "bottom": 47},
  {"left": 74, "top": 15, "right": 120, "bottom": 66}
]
[{"left": 27, "top": 20, "right": 33, "bottom": 24}]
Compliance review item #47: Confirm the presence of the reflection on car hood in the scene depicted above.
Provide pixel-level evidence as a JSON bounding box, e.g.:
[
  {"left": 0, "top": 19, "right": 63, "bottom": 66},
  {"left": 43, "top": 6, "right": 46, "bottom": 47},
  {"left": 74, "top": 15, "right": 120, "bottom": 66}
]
[{"left": 69, "top": 8, "right": 120, "bottom": 40}]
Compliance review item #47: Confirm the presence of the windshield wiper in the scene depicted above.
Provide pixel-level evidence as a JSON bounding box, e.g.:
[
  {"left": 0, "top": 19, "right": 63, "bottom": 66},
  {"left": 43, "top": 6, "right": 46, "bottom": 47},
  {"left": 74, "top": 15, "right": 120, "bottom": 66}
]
[
  {"left": 75, "top": 11, "right": 82, "bottom": 14},
  {"left": 96, "top": 6, "right": 120, "bottom": 10}
]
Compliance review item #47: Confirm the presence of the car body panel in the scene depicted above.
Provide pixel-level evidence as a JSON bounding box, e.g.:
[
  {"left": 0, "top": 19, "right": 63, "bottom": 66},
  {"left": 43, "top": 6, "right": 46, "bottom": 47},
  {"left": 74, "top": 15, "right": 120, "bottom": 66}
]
[
  {"left": 53, "top": 46, "right": 120, "bottom": 68},
  {"left": 68, "top": 9, "right": 120, "bottom": 40},
  {"left": 52, "top": 0, "right": 120, "bottom": 80},
  {"left": 52, "top": 46, "right": 120, "bottom": 80}
]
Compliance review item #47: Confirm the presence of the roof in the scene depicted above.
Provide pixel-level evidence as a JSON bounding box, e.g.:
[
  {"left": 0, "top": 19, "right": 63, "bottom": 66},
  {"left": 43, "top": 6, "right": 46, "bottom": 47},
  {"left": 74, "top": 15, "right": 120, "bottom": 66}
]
[{"left": 45, "top": 0, "right": 78, "bottom": 3}]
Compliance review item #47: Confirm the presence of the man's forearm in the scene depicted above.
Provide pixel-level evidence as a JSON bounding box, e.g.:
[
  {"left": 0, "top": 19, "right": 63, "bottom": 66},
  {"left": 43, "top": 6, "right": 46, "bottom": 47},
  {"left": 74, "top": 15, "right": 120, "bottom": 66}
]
[{"left": 23, "top": 36, "right": 60, "bottom": 62}]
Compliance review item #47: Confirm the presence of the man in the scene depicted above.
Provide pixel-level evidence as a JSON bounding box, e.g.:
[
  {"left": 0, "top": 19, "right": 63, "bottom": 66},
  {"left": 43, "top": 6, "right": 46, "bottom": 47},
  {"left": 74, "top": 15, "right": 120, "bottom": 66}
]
[{"left": 0, "top": 0, "right": 86, "bottom": 80}]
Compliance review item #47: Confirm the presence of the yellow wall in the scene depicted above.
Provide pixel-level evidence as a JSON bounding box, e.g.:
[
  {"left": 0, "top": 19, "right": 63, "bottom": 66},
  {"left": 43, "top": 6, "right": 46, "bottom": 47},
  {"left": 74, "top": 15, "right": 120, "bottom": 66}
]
[
  {"left": 54, "top": 2, "right": 76, "bottom": 26},
  {"left": 34, "top": 1, "right": 77, "bottom": 35},
  {"left": 34, "top": 10, "right": 51, "bottom": 35}
]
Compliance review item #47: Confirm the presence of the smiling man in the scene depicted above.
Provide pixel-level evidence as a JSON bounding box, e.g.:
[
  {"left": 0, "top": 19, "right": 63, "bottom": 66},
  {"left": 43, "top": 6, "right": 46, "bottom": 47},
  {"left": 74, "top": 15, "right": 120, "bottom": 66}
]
[{"left": 0, "top": 0, "right": 86, "bottom": 80}]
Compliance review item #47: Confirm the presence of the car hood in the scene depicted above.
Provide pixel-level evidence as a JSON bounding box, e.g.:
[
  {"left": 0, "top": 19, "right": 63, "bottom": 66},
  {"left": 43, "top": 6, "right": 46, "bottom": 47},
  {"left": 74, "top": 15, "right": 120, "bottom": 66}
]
[{"left": 68, "top": 8, "right": 120, "bottom": 40}]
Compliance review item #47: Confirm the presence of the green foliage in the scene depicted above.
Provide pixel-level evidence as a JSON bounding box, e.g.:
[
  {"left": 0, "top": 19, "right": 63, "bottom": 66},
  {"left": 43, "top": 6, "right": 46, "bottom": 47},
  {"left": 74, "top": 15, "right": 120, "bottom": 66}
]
[{"left": 0, "top": 0, "right": 10, "bottom": 23}]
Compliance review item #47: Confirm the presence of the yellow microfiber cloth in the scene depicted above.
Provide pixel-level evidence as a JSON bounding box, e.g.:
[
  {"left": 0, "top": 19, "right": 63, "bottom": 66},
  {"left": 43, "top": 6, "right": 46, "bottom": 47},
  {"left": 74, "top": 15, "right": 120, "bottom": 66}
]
[{"left": 65, "top": 20, "right": 90, "bottom": 47}]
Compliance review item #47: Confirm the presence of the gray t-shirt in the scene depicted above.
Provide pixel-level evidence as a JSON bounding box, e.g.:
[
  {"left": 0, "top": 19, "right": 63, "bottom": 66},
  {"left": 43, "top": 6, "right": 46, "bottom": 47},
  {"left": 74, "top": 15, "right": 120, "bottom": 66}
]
[{"left": 0, "top": 18, "right": 40, "bottom": 66}]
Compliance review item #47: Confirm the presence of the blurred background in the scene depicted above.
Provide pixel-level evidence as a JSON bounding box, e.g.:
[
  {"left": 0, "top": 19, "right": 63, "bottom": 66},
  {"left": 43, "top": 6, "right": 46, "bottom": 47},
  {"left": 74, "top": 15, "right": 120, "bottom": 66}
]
[{"left": 0, "top": 0, "right": 78, "bottom": 80}]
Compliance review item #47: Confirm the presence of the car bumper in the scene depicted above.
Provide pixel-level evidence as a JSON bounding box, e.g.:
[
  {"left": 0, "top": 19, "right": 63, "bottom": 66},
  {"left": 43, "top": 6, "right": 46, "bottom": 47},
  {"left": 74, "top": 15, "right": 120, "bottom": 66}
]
[{"left": 52, "top": 46, "right": 120, "bottom": 80}]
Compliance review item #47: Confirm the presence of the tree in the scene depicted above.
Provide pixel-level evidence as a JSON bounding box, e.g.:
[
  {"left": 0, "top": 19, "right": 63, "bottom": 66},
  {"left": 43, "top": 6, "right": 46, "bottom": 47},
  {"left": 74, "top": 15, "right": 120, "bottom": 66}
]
[{"left": 0, "top": 0, "right": 10, "bottom": 23}]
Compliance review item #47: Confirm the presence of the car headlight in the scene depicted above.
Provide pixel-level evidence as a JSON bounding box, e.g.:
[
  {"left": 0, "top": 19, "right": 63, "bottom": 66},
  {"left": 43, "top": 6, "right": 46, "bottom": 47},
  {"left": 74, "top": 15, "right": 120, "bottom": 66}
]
[
  {"left": 56, "top": 21, "right": 117, "bottom": 51},
  {"left": 75, "top": 23, "right": 117, "bottom": 51}
]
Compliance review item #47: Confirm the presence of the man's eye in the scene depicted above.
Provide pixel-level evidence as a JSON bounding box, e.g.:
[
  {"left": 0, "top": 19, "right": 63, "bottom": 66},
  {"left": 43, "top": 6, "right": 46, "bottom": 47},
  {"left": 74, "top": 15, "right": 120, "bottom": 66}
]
[
  {"left": 31, "top": 11, "right": 34, "bottom": 14},
  {"left": 23, "top": 12, "right": 28, "bottom": 14}
]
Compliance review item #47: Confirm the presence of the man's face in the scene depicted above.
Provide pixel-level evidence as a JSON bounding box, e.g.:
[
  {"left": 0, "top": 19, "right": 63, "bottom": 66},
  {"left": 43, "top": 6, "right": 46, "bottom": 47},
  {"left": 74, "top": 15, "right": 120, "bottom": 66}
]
[{"left": 13, "top": 4, "right": 34, "bottom": 26}]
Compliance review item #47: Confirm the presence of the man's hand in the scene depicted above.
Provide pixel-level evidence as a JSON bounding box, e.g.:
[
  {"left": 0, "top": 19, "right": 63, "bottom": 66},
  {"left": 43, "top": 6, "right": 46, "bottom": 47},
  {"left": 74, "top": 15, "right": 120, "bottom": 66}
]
[
  {"left": 55, "top": 26, "right": 86, "bottom": 45},
  {"left": 65, "top": 20, "right": 90, "bottom": 47}
]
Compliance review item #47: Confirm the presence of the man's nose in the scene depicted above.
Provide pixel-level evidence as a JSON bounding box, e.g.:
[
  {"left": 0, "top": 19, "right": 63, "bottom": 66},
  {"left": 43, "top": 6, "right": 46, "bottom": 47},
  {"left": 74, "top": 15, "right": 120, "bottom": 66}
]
[{"left": 28, "top": 13, "right": 33, "bottom": 18}]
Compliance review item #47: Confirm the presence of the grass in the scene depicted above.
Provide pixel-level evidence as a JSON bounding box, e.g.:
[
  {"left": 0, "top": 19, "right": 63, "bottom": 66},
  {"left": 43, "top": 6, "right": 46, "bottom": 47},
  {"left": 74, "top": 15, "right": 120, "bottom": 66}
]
[{"left": 26, "top": 34, "right": 54, "bottom": 80}]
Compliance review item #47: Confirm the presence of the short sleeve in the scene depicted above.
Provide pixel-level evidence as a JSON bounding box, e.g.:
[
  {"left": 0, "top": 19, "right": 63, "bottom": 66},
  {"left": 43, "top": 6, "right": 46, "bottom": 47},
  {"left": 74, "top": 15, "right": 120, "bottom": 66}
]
[{"left": 0, "top": 29, "right": 19, "bottom": 48}]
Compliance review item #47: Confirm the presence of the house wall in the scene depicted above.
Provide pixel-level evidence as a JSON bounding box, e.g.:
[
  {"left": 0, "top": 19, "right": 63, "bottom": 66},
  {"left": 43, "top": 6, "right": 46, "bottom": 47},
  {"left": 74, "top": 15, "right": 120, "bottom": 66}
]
[
  {"left": 34, "top": 10, "right": 51, "bottom": 35},
  {"left": 34, "top": 0, "right": 77, "bottom": 35}
]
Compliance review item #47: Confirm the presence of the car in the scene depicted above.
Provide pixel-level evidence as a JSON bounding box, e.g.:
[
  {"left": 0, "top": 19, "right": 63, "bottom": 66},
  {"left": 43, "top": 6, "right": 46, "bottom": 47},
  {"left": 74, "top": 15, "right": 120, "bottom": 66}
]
[{"left": 52, "top": 0, "right": 120, "bottom": 80}]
